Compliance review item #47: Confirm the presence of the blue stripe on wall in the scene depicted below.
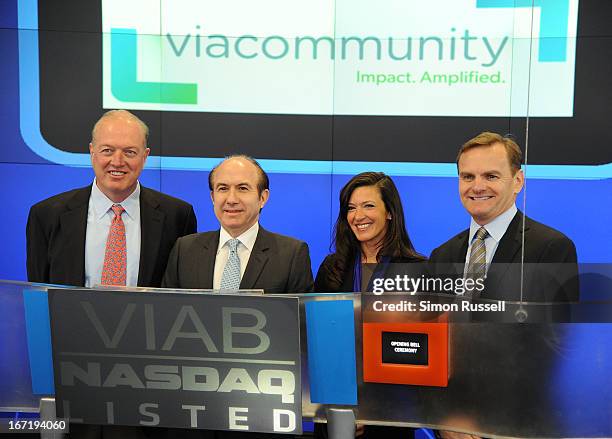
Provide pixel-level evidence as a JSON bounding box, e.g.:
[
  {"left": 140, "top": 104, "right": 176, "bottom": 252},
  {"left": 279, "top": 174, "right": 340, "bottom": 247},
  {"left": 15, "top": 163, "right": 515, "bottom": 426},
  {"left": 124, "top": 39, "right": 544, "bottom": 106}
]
[
  {"left": 306, "top": 300, "right": 358, "bottom": 405},
  {"left": 22, "top": 290, "right": 54, "bottom": 395}
]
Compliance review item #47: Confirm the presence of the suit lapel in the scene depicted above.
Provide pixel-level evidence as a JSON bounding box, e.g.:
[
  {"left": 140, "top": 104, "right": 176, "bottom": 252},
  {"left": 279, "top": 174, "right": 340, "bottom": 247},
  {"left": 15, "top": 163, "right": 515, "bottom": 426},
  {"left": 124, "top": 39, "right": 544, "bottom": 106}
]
[
  {"left": 138, "top": 187, "right": 165, "bottom": 286},
  {"left": 240, "top": 227, "right": 271, "bottom": 289},
  {"left": 197, "top": 232, "right": 219, "bottom": 289},
  {"left": 451, "top": 231, "right": 470, "bottom": 277},
  {"left": 343, "top": 265, "right": 355, "bottom": 292},
  {"left": 485, "top": 211, "right": 525, "bottom": 294},
  {"left": 491, "top": 211, "right": 524, "bottom": 264},
  {"left": 59, "top": 187, "right": 91, "bottom": 286}
]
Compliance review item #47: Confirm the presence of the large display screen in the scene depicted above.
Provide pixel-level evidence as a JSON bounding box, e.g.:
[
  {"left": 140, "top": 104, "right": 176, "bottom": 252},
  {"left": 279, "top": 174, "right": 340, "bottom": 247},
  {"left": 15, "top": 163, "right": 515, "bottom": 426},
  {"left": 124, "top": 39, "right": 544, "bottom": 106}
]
[
  {"left": 25, "top": 0, "right": 612, "bottom": 173},
  {"left": 101, "top": 0, "right": 578, "bottom": 117}
]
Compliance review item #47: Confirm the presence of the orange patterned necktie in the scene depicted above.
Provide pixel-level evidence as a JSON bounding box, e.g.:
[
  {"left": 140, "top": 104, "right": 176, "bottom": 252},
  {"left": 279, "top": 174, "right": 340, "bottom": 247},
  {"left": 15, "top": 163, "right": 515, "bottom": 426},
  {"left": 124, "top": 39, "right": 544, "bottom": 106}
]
[{"left": 101, "top": 204, "right": 126, "bottom": 286}]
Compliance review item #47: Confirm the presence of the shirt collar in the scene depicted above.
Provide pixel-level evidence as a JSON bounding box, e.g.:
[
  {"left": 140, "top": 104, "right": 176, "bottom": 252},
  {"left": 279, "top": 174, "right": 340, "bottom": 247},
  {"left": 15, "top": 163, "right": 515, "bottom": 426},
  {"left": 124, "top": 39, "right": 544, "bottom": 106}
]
[
  {"left": 90, "top": 179, "right": 140, "bottom": 220},
  {"left": 218, "top": 222, "right": 259, "bottom": 254},
  {"left": 469, "top": 204, "right": 517, "bottom": 244}
]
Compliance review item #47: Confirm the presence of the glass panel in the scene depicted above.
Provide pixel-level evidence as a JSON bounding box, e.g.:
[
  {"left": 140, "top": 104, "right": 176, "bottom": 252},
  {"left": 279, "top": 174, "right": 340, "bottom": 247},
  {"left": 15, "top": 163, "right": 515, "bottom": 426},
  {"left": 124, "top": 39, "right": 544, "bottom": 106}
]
[{"left": 2, "top": 281, "right": 611, "bottom": 437}]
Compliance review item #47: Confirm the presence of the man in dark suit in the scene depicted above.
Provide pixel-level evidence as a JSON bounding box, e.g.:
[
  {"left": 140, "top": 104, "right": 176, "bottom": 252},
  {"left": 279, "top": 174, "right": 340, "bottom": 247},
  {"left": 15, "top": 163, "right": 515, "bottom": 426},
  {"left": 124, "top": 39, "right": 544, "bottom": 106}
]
[
  {"left": 26, "top": 109, "right": 197, "bottom": 288},
  {"left": 163, "top": 155, "right": 313, "bottom": 293},
  {"left": 429, "top": 131, "right": 578, "bottom": 303},
  {"left": 26, "top": 110, "right": 198, "bottom": 439},
  {"left": 429, "top": 133, "right": 579, "bottom": 439}
]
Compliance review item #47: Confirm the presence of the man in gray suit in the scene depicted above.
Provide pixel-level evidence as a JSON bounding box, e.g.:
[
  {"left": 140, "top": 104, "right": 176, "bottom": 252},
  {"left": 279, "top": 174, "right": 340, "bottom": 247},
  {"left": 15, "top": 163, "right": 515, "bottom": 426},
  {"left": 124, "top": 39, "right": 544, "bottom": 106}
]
[{"left": 163, "top": 155, "right": 313, "bottom": 293}]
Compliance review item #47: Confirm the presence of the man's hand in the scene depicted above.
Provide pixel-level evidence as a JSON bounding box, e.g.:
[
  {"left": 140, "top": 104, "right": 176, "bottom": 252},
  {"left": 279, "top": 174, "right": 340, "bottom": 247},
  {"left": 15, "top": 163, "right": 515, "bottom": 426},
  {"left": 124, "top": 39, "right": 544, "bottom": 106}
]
[
  {"left": 355, "top": 423, "right": 365, "bottom": 437},
  {"left": 439, "top": 431, "right": 481, "bottom": 439}
]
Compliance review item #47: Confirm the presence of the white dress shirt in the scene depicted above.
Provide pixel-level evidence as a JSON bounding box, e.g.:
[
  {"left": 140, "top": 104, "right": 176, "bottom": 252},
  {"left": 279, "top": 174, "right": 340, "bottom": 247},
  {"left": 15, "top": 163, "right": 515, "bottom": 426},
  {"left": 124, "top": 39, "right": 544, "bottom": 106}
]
[
  {"left": 463, "top": 204, "right": 517, "bottom": 276},
  {"left": 85, "top": 180, "right": 141, "bottom": 287},
  {"left": 213, "top": 222, "right": 259, "bottom": 290}
]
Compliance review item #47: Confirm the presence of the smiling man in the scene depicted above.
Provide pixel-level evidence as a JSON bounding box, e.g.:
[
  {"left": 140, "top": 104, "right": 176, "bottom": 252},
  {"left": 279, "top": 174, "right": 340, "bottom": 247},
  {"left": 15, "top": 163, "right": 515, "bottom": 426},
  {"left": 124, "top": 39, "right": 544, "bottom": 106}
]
[
  {"left": 162, "top": 155, "right": 314, "bottom": 293},
  {"left": 26, "top": 110, "right": 197, "bottom": 288},
  {"left": 428, "top": 131, "right": 578, "bottom": 302}
]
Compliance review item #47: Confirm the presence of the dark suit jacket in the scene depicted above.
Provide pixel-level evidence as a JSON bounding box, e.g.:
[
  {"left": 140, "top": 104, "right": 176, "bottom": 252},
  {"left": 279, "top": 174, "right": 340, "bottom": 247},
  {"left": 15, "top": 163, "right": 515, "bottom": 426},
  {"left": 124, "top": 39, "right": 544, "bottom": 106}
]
[
  {"left": 26, "top": 185, "right": 197, "bottom": 288},
  {"left": 315, "top": 255, "right": 422, "bottom": 438},
  {"left": 315, "top": 254, "right": 426, "bottom": 293},
  {"left": 162, "top": 226, "right": 314, "bottom": 293},
  {"left": 429, "top": 211, "right": 579, "bottom": 302}
]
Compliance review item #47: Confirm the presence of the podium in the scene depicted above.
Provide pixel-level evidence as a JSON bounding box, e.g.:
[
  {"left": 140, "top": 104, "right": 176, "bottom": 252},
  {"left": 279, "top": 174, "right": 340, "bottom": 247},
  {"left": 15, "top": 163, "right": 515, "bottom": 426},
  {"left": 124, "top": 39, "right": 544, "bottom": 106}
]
[{"left": 1, "top": 279, "right": 612, "bottom": 438}]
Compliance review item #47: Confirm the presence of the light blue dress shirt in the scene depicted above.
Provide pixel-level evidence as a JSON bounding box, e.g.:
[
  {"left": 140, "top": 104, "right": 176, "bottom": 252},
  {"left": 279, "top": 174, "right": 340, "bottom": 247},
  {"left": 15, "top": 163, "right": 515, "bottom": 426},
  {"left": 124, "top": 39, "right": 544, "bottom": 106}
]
[
  {"left": 85, "top": 181, "right": 141, "bottom": 287},
  {"left": 463, "top": 204, "right": 517, "bottom": 276}
]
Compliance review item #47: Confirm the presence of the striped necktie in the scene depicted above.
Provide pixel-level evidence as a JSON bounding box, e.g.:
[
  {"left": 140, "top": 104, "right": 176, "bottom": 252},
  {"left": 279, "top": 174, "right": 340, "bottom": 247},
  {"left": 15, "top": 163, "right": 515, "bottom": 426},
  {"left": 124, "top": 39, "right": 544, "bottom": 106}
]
[{"left": 466, "top": 226, "right": 489, "bottom": 293}]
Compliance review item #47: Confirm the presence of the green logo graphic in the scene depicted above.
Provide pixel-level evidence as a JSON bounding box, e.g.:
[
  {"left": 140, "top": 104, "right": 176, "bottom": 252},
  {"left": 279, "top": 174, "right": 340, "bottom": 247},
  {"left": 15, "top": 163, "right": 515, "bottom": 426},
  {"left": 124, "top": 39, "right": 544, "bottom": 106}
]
[{"left": 111, "top": 28, "right": 197, "bottom": 104}]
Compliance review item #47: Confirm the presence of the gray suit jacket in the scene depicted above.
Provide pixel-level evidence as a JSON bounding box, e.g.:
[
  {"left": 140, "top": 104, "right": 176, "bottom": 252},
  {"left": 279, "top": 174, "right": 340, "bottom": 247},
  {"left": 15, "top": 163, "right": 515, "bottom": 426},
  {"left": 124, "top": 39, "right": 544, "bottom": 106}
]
[{"left": 162, "top": 226, "right": 314, "bottom": 293}]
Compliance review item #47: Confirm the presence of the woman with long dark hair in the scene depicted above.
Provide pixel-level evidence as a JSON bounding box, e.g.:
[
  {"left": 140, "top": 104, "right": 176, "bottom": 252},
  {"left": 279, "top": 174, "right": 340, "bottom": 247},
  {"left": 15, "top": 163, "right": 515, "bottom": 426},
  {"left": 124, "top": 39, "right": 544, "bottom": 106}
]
[
  {"left": 314, "top": 172, "right": 425, "bottom": 439},
  {"left": 315, "top": 172, "right": 425, "bottom": 293}
]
